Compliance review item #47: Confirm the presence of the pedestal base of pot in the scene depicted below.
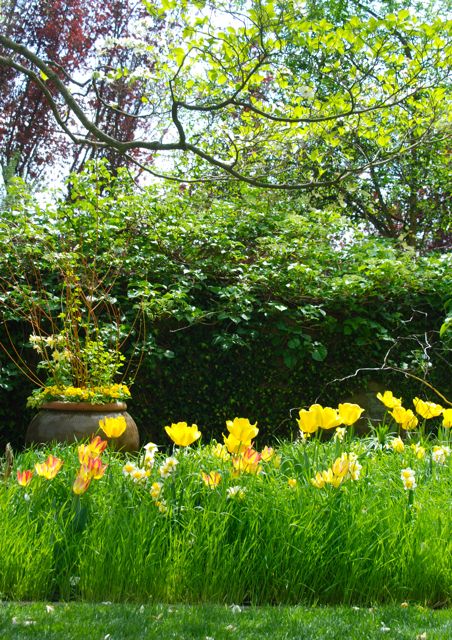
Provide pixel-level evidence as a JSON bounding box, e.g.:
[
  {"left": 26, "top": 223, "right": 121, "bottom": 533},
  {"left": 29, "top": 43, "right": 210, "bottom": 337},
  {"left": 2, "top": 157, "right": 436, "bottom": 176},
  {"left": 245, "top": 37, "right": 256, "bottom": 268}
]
[{"left": 26, "top": 402, "right": 139, "bottom": 452}]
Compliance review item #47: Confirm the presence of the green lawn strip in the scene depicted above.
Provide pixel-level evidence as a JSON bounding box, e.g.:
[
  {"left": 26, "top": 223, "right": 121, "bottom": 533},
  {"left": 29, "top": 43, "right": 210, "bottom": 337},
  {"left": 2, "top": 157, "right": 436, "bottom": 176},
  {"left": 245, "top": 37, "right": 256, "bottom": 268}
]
[{"left": 0, "top": 603, "right": 450, "bottom": 640}]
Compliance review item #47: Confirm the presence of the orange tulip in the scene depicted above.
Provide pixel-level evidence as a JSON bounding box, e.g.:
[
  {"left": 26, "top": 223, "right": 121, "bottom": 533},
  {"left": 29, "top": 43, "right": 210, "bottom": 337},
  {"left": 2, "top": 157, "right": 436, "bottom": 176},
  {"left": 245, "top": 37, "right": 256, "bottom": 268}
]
[{"left": 17, "top": 469, "right": 33, "bottom": 486}]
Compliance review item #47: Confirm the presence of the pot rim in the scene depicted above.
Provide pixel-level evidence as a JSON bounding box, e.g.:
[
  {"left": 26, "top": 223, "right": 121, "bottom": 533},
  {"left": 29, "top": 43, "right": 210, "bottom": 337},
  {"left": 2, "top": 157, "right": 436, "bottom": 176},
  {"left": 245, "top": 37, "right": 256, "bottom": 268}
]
[{"left": 40, "top": 401, "right": 127, "bottom": 412}]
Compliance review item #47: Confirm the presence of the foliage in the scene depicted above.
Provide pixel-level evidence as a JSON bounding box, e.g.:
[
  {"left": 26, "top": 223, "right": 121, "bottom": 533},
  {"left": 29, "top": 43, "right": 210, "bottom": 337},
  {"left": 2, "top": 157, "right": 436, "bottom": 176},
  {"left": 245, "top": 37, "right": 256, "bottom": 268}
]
[
  {"left": 0, "top": 167, "right": 146, "bottom": 409},
  {"left": 0, "top": 1, "right": 450, "bottom": 192},
  {"left": 0, "top": 403, "right": 451, "bottom": 605},
  {"left": 0, "top": 165, "right": 450, "bottom": 444},
  {"left": 0, "top": 0, "right": 155, "bottom": 182}
]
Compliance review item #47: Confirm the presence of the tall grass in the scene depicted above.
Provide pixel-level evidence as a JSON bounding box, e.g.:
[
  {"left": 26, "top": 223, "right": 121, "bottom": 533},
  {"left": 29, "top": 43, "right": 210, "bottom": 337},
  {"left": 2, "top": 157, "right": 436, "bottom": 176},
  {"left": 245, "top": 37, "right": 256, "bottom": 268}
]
[{"left": 1, "top": 431, "right": 450, "bottom": 605}]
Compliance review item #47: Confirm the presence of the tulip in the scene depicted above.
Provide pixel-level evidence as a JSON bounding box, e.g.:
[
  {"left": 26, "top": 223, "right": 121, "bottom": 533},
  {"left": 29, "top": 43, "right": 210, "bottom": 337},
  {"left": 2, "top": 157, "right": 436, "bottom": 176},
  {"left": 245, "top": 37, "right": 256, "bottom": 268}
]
[
  {"left": 232, "top": 447, "right": 261, "bottom": 475},
  {"left": 298, "top": 404, "right": 343, "bottom": 432},
  {"left": 413, "top": 397, "right": 443, "bottom": 419},
  {"left": 17, "top": 469, "right": 33, "bottom": 486},
  {"left": 223, "top": 432, "right": 253, "bottom": 454},
  {"left": 35, "top": 455, "right": 63, "bottom": 479},
  {"left": 99, "top": 416, "right": 127, "bottom": 438},
  {"left": 376, "top": 390, "right": 403, "bottom": 409},
  {"left": 73, "top": 470, "right": 91, "bottom": 495},
  {"left": 164, "top": 421, "right": 201, "bottom": 447},
  {"left": 390, "top": 437, "right": 405, "bottom": 453},
  {"left": 260, "top": 446, "right": 274, "bottom": 462},
  {"left": 312, "top": 404, "right": 342, "bottom": 430},
  {"left": 288, "top": 478, "right": 297, "bottom": 489},
  {"left": 86, "top": 457, "right": 107, "bottom": 480},
  {"left": 338, "top": 403, "right": 364, "bottom": 426},
  {"left": 389, "top": 406, "right": 418, "bottom": 430},
  {"left": 201, "top": 470, "right": 221, "bottom": 488},
  {"left": 88, "top": 435, "right": 108, "bottom": 456},
  {"left": 332, "top": 454, "right": 349, "bottom": 479},
  {"left": 296, "top": 409, "right": 319, "bottom": 434},
  {"left": 442, "top": 408, "right": 452, "bottom": 428},
  {"left": 225, "top": 418, "right": 258, "bottom": 442},
  {"left": 212, "top": 443, "right": 230, "bottom": 460}
]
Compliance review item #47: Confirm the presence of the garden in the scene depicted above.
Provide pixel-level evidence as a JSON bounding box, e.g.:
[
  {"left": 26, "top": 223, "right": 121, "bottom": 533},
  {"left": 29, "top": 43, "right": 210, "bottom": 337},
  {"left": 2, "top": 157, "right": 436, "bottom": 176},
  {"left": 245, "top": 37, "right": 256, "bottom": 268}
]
[{"left": 0, "top": 0, "right": 451, "bottom": 637}]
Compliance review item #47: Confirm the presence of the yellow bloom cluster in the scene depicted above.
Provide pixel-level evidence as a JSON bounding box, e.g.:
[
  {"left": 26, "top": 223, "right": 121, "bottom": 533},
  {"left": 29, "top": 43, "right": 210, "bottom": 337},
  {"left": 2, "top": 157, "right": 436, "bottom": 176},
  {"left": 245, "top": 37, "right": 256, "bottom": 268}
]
[
  {"left": 297, "top": 403, "right": 364, "bottom": 435},
  {"left": 311, "top": 452, "right": 362, "bottom": 489},
  {"left": 223, "top": 418, "right": 258, "bottom": 453},
  {"left": 377, "top": 391, "right": 451, "bottom": 429},
  {"left": 27, "top": 383, "right": 131, "bottom": 408}
]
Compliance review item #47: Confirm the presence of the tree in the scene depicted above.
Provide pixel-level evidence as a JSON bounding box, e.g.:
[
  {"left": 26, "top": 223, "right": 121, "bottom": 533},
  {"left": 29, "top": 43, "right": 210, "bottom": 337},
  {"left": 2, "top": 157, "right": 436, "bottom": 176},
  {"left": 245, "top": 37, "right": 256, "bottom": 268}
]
[
  {"left": 0, "top": 0, "right": 449, "bottom": 191},
  {"left": 0, "top": 0, "right": 158, "bottom": 183}
]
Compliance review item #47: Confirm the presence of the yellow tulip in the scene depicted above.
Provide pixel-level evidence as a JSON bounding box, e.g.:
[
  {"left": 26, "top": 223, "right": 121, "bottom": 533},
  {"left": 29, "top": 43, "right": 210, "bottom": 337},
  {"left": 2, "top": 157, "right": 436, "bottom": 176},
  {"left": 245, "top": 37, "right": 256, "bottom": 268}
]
[
  {"left": 442, "top": 408, "right": 452, "bottom": 428},
  {"left": 260, "top": 446, "right": 274, "bottom": 462},
  {"left": 35, "top": 455, "right": 63, "bottom": 480},
  {"left": 332, "top": 454, "right": 349, "bottom": 478},
  {"left": 232, "top": 447, "right": 262, "bottom": 475},
  {"left": 376, "top": 390, "right": 402, "bottom": 409},
  {"left": 212, "top": 443, "right": 230, "bottom": 460},
  {"left": 390, "top": 437, "right": 405, "bottom": 453},
  {"left": 296, "top": 408, "right": 319, "bottom": 434},
  {"left": 413, "top": 397, "right": 443, "bottom": 419},
  {"left": 311, "top": 471, "right": 326, "bottom": 489},
  {"left": 223, "top": 432, "right": 248, "bottom": 454},
  {"left": 99, "top": 416, "right": 127, "bottom": 438},
  {"left": 165, "top": 421, "right": 201, "bottom": 447},
  {"left": 312, "top": 404, "right": 342, "bottom": 430},
  {"left": 73, "top": 471, "right": 91, "bottom": 495},
  {"left": 338, "top": 403, "right": 364, "bottom": 426},
  {"left": 389, "top": 406, "right": 418, "bottom": 430},
  {"left": 225, "top": 418, "right": 258, "bottom": 442},
  {"left": 288, "top": 478, "right": 297, "bottom": 489},
  {"left": 201, "top": 470, "right": 221, "bottom": 488}
]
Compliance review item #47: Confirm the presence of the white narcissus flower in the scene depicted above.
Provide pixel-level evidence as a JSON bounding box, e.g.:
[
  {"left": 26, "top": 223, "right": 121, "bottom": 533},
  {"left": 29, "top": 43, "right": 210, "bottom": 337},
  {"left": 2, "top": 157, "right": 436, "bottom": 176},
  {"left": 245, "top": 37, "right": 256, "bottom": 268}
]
[
  {"left": 401, "top": 468, "right": 416, "bottom": 490},
  {"left": 159, "top": 456, "right": 179, "bottom": 478}
]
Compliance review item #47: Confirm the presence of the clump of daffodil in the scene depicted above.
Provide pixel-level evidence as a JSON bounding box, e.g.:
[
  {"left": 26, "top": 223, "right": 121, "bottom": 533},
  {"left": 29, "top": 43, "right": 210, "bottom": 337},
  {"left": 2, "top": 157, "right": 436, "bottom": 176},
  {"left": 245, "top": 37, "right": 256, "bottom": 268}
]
[
  {"left": 432, "top": 445, "right": 450, "bottom": 465},
  {"left": 143, "top": 442, "right": 159, "bottom": 468},
  {"left": 159, "top": 456, "right": 179, "bottom": 478},
  {"left": 389, "top": 406, "right": 419, "bottom": 431},
  {"left": 413, "top": 397, "right": 443, "bottom": 419},
  {"left": 227, "top": 485, "right": 246, "bottom": 500},
  {"left": 376, "top": 390, "right": 403, "bottom": 409},
  {"left": 401, "top": 468, "right": 416, "bottom": 491},
  {"left": 99, "top": 415, "right": 127, "bottom": 438},
  {"left": 164, "top": 421, "right": 201, "bottom": 447},
  {"left": 311, "top": 452, "right": 362, "bottom": 489},
  {"left": 223, "top": 417, "right": 258, "bottom": 454}
]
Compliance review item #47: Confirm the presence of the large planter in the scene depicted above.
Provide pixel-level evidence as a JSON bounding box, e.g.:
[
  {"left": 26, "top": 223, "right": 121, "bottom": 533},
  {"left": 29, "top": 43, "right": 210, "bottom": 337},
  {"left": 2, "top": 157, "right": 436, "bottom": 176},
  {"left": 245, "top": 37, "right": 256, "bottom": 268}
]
[{"left": 25, "top": 401, "right": 140, "bottom": 452}]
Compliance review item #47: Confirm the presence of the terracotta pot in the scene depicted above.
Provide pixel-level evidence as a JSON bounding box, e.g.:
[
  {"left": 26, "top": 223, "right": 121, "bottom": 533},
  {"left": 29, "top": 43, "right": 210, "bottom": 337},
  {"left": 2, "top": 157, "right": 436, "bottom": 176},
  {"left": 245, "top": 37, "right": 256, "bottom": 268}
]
[{"left": 25, "top": 401, "right": 140, "bottom": 452}]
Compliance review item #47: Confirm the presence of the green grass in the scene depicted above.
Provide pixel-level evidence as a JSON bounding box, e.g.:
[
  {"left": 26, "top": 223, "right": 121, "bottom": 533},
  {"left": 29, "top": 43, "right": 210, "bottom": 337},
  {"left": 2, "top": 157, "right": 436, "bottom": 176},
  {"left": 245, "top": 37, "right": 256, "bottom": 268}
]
[
  {"left": 1, "top": 427, "right": 451, "bottom": 605},
  {"left": 0, "top": 603, "right": 451, "bottom": 640}
]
